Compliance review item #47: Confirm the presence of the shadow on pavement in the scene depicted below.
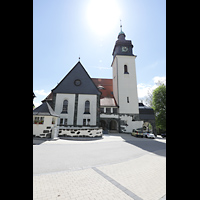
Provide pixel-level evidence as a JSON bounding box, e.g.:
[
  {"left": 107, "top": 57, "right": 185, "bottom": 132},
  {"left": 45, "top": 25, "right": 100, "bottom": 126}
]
[
  {"left": 33, "top": 137, "right": 52, "bottom": 145},
  {"left": 33, "top": 136, "right": 103, "bottom": 145},
  {"left": 109, "top": 133, "right": 166, "bottom": 157},
  {"left": 59, "top": 136, "right": 103, "bottom": 141}
]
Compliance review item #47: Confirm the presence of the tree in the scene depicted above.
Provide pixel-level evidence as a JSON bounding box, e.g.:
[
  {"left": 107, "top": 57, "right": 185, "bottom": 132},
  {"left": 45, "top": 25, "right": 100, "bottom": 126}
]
[
  {"left": 152, "top": 84, "right": 166, "bottom": 132},
  {"left": 145, "top": 88, "right": 153, "bottom": 107}
]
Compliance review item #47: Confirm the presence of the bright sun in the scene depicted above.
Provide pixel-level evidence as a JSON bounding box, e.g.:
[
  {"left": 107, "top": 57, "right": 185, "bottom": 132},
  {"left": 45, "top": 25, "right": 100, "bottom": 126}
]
[{"left": 86, "top": 0, "right": 121, "bottom": 36}]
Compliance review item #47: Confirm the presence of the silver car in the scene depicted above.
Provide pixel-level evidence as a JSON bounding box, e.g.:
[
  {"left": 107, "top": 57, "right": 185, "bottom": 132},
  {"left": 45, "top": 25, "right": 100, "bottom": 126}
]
[{"left": 143, "top": 132, "right": 155, "bottom": 139}]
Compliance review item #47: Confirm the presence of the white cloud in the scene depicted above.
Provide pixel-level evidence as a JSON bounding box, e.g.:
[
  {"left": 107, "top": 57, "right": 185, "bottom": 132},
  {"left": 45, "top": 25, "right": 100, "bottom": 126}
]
[
  {"left": 137, "top": 83, "right": 152, "bottom": 98},
  {"left": 153, "top": 76, "right": 166, "bottom": 85},
  {"left": 34, "top": 89, "right": 49, "bottom": 96},
  {"left": 33, "top": 90, "right": 49, "bottom": 108},
  {"left": 137, "top": 76, "right": 166, "bottom": 100},
  {"left": 33, "top": 101, "right": 42, "bottom": 108}
]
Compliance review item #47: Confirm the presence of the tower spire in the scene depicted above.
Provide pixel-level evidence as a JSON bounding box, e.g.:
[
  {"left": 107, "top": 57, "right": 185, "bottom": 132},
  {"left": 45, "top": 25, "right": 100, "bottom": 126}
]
[
  {"left": 120, "top": 19, "right": 122, "bottom": 31},
  {"left": 118, "top": 20, "right": 126, "bottom": 39}
]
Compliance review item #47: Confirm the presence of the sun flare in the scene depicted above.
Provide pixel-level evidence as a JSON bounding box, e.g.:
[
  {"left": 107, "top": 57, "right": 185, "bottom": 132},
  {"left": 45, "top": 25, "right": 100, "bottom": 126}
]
[{"left": 86, "top": 0, "right": 121, "bottom": 36}]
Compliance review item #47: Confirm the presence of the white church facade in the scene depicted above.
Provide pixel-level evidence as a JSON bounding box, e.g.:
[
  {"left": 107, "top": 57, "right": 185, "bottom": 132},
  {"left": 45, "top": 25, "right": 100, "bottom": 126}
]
[{"left": 33, "top": 27, "right": 155, "bottom": 138}]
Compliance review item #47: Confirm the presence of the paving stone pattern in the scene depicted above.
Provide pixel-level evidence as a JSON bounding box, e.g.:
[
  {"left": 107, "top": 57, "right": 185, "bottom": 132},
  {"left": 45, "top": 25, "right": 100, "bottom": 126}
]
[
  {"left": 33, "top": 152, "right": 165, "bottom": 200},
  {"left": 97, "top": 152, "right": 166, "bottom": 200},
  {"left": 33, "top": 168, "right": 134, "bottom": 200},
  {"left": 33, "top": 134, "right": 166, "bottom": 200}
]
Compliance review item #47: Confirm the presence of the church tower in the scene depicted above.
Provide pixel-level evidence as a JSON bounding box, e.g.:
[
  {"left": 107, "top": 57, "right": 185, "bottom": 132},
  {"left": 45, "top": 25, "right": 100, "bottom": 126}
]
[{"left": 111, "top": 25, "right": 139, "bottom": 117}]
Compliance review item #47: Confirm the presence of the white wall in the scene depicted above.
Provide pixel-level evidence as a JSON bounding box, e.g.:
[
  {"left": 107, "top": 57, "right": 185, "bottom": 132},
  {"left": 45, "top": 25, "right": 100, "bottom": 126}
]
[
  {"left": 58, "top": 128, "right": 102, "bottom": 137},
  {"left": 54, "top": 93, "right": 75, "bottom": 125},
  {"left": 77, "top": 94, "right": 97, "bottom": 126},
  {"left": 54, "top": 93, "right": 97, "bottom": 126},
  {"left": 33, "top": 115, "right": 58, "bottom": 137},
  {"left": 120, "top": 115, "right": 143, "bottom": 133},
  {"left": 112, "top": 55, "right": 139, "bottom": 114},
  {"left": 112, "top": 58, "right": 119, "bottom": 105}
]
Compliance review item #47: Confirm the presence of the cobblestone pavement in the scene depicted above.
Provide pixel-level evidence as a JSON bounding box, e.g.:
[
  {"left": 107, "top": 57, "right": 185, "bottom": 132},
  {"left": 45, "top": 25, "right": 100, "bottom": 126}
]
[{"left": 33, "top": 134, "right": 166, "bottom": 200}]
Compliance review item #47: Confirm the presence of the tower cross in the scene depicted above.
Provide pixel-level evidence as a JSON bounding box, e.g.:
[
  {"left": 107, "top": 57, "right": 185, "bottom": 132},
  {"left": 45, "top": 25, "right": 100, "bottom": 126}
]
[{"left": 120, "top": 19, "right": 122, "bottom": 31}]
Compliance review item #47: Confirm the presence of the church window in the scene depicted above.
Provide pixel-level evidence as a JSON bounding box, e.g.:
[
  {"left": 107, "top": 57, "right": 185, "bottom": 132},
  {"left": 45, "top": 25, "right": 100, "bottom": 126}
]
[
  {"left": 39, "top": 117, "right": 44, "bottom": 124},
  {"left": 84, "top": 101, "right": 90, "bottom": 114},
  {"left": 33, "top": 117, "right": 44, "bottom": 124},
  {"left": 127, "top": 97, "right": 129, "bottom": 103},
  {"left": 83, "top": 119, "right": 90, "bottom": 126},
  {"left": 59, "top": 118, "right": 67, "bottom": 126},
  {"left": 124, "top": 65, "right": 129, "bottom": 74},
  {"left": 61, "top": 100, "right": 68, "bottom": 113},
  {"left": 33, "top": 117, "right": 39, "bottom": 124},
  {"left": 106, "top": 108, "right": 111, "bottom": 114},
  {"left": 113, "top": 108, "right": 118, "bottom": 114},
  {"left": 74, "top": 79, "right": 81, "bottom": 86},
  {"left": 100, "top": 107, "right": 104, "bottom": 113},
  {"left": 60, "top": 118, "right": 63, "bottom": 125},
  {"left": 64, "top": 118, "right": 68, "bottom": 126}
]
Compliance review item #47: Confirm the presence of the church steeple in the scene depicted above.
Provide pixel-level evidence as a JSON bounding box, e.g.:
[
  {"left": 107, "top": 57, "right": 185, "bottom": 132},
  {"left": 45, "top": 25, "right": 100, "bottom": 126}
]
[
  {"left": 118, "top": 22, "right": 126, "bottom": 40},
  {"left": 111, "top": 23, "right": 139, "bottom": 117},
  {"left": 112, "top": 24, "right": 134, "bottom": 59}
]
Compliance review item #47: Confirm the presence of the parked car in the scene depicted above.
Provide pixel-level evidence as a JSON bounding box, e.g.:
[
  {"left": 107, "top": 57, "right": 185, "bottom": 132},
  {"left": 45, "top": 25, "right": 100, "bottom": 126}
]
[
  {"left": 103, "top": 129, "right": 109, "bottom": 134},
  {"left": 143, "top": 131, "right": 155, "bottom": 139},
  {"left": 161, "top": 133, "right": 166, "bottom": 138},
  {"left": 132, "top": 128, "right": 143, "bottom": 138}
]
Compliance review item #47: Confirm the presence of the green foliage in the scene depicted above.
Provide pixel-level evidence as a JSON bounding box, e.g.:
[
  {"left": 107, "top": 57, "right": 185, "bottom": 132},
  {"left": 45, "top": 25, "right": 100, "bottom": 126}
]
[{"left": 152, "top": 84, "right": 166, "bottom": 131}]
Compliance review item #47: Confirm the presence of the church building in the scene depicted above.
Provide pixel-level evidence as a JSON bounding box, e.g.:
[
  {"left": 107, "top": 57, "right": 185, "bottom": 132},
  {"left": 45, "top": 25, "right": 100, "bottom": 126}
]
[{"left": 33, "top": 26, "right": 155, "bottom": 137}]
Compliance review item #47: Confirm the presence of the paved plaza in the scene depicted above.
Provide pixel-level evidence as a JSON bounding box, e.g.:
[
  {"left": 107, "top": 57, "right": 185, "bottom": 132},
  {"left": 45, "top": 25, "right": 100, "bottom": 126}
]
[{"left": 33, "top": 134, "right": 166, "bottom": 200}]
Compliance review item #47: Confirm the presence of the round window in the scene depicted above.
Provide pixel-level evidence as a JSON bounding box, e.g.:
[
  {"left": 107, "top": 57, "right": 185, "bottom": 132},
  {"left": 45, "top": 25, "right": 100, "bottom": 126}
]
[{"left": 74, "top": 79, "right": 81, "bottom": 86}]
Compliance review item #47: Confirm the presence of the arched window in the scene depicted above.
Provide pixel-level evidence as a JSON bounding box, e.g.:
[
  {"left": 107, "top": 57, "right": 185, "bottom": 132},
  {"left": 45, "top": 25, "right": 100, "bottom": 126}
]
[
  {"left": 84, "top": 100, "right": 90, "bottom": 114},
  {"left": 61, "top": 100, "right": 68, "bottom": 113},
  {"left": 124, "top": 65, "right": 129, "bottom": 74}
]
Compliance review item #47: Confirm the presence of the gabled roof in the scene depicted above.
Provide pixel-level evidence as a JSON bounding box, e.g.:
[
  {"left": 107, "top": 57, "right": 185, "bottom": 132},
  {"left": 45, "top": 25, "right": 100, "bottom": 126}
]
[
  {"left": 33, "top": 102, "right": 59, "bottom": 117},
  {"left": 52, "top": 61, "right": 101, "bottom": 95},
  {"left": 92, "top": 78, "right": 118, "bottom": 107}
]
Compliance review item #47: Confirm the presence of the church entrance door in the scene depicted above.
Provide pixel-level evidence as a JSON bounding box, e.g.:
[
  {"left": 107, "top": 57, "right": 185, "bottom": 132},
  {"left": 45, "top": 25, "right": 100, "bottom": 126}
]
[
  {"left": 109, "top": 120, "right": 118, "bottom": 133},
  {"left": 100, "top": 120, "right": 107, "bottom": 130}
]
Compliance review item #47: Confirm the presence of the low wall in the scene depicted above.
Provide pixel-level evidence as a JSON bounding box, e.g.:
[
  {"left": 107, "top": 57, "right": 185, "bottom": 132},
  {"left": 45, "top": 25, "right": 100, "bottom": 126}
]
[{"left": 58, "top": 128, "right": 103, "bottom": 137}]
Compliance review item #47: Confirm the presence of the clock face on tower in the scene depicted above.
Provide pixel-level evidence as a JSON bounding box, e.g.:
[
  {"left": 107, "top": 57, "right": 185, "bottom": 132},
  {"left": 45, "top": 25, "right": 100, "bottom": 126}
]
[{"left": 122, "top": 46, "right": 128, "bottom": 52}]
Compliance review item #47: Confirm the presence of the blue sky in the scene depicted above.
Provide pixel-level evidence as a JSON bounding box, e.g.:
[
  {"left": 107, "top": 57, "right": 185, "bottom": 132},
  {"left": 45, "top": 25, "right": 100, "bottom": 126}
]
[{"left": 33, "top": 0, "right": 166, "bottom": 107}]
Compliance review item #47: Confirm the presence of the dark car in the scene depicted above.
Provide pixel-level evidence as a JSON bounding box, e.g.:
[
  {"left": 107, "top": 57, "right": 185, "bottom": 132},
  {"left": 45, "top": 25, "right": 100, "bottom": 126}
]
[
  {"left": 103, "top": 129, "right": 109, "bottom": 134},
  {"left": 161, "top": 133, "right": 166, "bottom": 138}
]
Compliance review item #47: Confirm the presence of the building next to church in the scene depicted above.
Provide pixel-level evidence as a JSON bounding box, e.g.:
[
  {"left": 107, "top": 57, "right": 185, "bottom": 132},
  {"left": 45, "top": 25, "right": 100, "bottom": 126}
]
[{"left": 33, "top": 27, "right": 155, "bottom": 137}]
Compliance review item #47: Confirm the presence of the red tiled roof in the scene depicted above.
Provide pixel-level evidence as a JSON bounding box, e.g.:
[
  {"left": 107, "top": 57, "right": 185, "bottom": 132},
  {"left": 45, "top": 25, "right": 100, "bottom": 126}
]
[
  {"left": 91, "top": 78, "right": 113, "bottom": 98},
  {"left": 92, "top": 78, "right": 118, "bottom": 107}
]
